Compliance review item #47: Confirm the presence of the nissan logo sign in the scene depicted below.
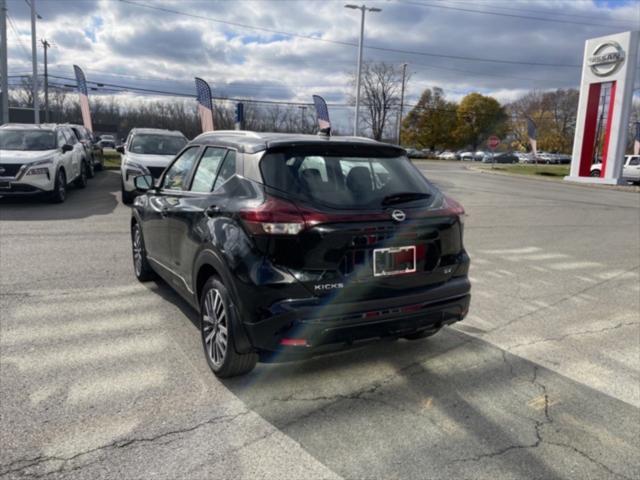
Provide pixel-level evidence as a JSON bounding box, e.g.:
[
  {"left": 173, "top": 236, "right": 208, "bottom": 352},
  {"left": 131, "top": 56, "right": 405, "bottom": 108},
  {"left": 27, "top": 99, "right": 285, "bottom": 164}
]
[
  {"left": 391, "top": 209, "right": 406, "bottom": 222},
  {"left": 588, "top": 41, "right": 625, "bottom": 77}
]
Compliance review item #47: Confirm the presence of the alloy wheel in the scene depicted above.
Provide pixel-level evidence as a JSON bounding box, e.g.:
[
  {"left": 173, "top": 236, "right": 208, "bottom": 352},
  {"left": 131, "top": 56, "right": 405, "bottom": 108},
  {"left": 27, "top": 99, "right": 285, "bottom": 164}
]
[{"left": 202, "top": 289, "right": 228, "bottom": 367}]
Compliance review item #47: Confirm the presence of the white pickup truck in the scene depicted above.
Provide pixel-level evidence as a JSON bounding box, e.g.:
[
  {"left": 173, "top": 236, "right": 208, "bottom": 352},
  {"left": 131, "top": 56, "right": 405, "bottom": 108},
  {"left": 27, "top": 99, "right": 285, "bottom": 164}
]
[{"left": 591, "top": 155, "right": 640, "bottom": 184}]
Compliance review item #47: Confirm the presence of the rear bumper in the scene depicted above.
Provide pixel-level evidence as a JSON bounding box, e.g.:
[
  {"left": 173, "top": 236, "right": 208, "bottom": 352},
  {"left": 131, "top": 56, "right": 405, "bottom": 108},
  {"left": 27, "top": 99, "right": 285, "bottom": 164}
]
[{"left": 243, "top": 276, "right": 471, "bottom": 354}]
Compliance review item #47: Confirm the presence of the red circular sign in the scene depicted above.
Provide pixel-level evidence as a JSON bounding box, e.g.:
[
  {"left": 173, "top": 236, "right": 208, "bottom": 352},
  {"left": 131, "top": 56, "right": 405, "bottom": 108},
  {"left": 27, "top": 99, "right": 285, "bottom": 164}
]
[{"left": 487, "top": 135, "right": 500, "bottom": 149}]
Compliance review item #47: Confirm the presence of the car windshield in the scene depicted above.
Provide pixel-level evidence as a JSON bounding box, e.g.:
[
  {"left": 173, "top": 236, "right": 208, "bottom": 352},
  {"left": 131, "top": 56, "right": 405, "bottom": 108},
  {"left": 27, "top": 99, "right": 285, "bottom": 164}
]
[
  {"left": 0, "top": 130, "right": 57, "bottom": 151},
  {"left": 260, "top": 150, "right": 435, "bottom": 209},
  {"left": 130, "top": 134, "right": 186, "bottom": 155}
]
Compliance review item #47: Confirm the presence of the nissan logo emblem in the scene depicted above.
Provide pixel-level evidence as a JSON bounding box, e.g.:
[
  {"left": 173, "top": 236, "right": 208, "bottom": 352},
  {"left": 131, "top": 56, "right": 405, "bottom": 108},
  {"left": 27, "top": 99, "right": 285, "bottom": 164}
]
[
  {"left": 391, "top": 209, "right": 406, "bottom": 222},
  {"left": 588, "top": 41, "right": 625, "bottom": 77}
]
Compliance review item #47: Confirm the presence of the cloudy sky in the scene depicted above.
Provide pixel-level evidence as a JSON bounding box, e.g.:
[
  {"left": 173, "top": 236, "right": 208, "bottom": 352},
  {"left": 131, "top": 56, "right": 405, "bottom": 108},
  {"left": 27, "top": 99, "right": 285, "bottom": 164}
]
[{"left": 4, "top": 0, "right": 640, "bottom": 121}]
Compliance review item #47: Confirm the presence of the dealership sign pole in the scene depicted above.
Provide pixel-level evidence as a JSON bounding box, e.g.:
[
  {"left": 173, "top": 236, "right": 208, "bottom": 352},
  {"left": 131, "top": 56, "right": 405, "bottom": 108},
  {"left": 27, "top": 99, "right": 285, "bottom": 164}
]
[{"left": 565, "top": 30, "right": 639, "bottom": 185}]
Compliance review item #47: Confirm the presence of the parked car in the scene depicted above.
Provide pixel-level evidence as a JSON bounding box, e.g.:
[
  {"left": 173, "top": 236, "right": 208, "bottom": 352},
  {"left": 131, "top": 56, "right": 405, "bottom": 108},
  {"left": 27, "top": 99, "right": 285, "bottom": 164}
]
[
  {"left": 591, "top": 155, "right": 640, "bottom": 183},
  {"left": 0, "top": 123, "right": 89, "bottom": 202},
  {"left": 118, "top": 128, "right": 188, "bottom": 204},
  {"left": 129, "top": 131, "right": 470, "bottom": 377},
  {"left": 459, "top": 151, "right": 475, "bottom": 161},
  {"left": 480, "top": 152, "right": 519, "bottom": 163},
  {"left": 437, "top": 151, "right": 457, "bottom": 160},
  {"left": 68, "top": 124, "right": 104, "bottom": 176},
  {"left": 405, "top": 148, "right": 429, "bottom": 159},
  {"left": 98, "top": 134, "right": 116, "bottom": 149}
]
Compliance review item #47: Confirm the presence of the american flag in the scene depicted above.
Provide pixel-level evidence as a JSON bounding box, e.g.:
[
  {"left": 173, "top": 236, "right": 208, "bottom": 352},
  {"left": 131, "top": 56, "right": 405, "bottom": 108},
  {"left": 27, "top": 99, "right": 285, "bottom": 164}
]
[
  {"left": 526, "top": 116, "right": 537, "bottom": 157},
  {"left": 312, "top": 95, "right": 331, "bottom": 133},
  {"left": 73, "top": 65, "right": 93, "bottom": 132},
  {"left": 195, "top": 77, "right": 215, "bottom": 132}
]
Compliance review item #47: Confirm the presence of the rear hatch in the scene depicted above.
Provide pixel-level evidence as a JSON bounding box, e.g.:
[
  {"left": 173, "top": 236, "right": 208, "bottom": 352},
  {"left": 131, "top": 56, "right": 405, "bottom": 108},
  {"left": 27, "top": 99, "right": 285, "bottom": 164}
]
[{"left": 242, "top": 143, "right": 465, "bottom": 303}]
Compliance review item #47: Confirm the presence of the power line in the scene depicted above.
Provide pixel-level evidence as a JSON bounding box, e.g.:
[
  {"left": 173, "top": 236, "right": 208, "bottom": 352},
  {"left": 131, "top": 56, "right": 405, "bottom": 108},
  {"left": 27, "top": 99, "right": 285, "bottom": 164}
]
[
  {"left": 118, "top": 0, "right": 583, "bottom": 68},
  {"left": 429, "top": 0, "right": 639, "bottom": 26},
  {"left": 397, "top": 0, "right": 638, "bottom": 29},
  {"left": 6, "top": 12, "right": 31, "bottom": 62}
]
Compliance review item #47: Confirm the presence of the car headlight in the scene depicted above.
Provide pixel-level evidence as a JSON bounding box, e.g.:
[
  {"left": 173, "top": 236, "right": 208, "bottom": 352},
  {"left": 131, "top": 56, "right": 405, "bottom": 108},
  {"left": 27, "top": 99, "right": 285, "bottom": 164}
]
[
  {"left": 125, "top": 161, "right": 150, "bottom": 180},
  {"left": 25, "top": 158, "right": 53, "bottom": 178}
]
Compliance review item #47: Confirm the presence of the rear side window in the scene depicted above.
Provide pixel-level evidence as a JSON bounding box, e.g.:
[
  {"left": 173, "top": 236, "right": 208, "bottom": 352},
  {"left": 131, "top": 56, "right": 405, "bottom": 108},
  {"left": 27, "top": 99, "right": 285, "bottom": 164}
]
[
  {"left": 190, "top": 147, "right": 227, "bottom": 193},
  {"left": 213, "top": 151, "right": 236, "bottom": 191},
  {"left": 260, "top": 150, "right": 433, "bottom": 209}
]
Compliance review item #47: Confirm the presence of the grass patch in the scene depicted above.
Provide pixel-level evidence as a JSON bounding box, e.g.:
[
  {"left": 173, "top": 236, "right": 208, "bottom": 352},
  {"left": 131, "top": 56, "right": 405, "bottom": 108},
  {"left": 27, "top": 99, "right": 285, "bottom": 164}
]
[
  {"left": 477, "top": 164, "right": 570, "bottom": 179},
  {"left": 103, "top": 150, "right": 121, "bottom": 170}
]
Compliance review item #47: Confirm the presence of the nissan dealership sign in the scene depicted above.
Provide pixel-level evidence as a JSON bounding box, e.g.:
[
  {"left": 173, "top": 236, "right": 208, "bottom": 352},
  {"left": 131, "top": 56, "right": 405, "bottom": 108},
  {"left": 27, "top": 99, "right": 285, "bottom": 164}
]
[{"left": 587, "top": 41, "right": 626, "bottom": 77}]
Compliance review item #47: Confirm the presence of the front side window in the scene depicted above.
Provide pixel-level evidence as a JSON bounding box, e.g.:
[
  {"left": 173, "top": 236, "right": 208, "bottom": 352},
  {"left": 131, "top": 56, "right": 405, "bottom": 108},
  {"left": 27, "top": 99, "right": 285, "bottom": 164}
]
[
  {"left": 628, "top": 157, "right": 639, "bottom": 166},
  {"left": 63, "top": 128, "right": 77, "bottom": 145},
  {"left": 261, "top": 149, "right": 434, "bottom": 209},
  {"left": 0, "top": 130, "right": 57, "bottom": 151},
  {"left": 162, "top": 147, "right": 200, "bottom": 191},
  {"left": 190, "top": 147, "right": 227, "bottom": 193},
  {"left": 130, "top": 134, "right": 187, "bottom": 155}
]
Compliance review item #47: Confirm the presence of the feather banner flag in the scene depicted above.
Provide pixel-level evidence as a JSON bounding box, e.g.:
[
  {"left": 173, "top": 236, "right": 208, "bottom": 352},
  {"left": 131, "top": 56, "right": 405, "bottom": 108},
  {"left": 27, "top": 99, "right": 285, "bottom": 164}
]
[
  {"left": 195, "top": 77, "right": 215, "bottom": 132},
  {"left": 312, "top": 95, "right": 331, "bottom": 135},
  {"left": 73, "top": 65, "right": 93, "bottom": 132},
  {"left": 526, "top": 116, "right": 537, "bottom": 157},
  {"left": 634, "top": 122, "right": 640, "bottom": 156}
]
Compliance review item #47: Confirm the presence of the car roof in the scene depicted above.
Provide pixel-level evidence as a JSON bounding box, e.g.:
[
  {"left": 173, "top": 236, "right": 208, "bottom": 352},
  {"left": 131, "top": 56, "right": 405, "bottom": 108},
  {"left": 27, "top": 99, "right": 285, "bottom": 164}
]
[
  {"left": 190, "top": 130, "right": 405, "bottom": 155},
  {"left": 0, "top": 123, "right": 58, "bottom": 131},
  {"left": 130, "top": 128, "right": 186, "bottom": 137}
]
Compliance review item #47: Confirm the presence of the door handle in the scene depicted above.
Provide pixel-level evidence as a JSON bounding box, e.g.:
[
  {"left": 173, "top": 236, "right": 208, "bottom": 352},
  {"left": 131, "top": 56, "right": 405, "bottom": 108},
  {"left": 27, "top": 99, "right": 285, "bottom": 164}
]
[{"left": 205, "top": 205, "right": 220, "bottom": 217}]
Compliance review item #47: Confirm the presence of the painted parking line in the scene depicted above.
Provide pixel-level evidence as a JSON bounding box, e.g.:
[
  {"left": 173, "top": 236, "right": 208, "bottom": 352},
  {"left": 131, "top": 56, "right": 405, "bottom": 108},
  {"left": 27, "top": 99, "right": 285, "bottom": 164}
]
[
  {"left": 479, "top": 247, "right": 541, "bottom": 255},
  {"left": 547, "top": 261, "right": 603, "bottom": 271}
]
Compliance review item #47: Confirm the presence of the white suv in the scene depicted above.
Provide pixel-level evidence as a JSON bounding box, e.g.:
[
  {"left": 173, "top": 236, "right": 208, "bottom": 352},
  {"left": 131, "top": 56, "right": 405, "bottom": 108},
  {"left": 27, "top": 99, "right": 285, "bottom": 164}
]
[
  {"left": 590, "top": 155, "right": 640, "bottom": 184},
  {"left": 0, "top": 124, "right": 89, "bottom": 202},
  {"left": 118, "top": 128, "right": 187, "bottom": 204}
]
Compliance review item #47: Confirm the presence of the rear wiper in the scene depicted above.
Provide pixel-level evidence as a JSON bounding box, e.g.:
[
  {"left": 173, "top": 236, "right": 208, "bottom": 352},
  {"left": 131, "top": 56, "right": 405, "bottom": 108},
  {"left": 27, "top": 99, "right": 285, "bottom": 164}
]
[{"left": 381, "top": 192, "right": 431, "bottom": 206}]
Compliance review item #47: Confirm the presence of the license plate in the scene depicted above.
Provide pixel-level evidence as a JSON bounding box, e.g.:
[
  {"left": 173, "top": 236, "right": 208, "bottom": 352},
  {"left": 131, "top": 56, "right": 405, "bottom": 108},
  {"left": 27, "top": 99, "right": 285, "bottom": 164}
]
[
  {"left": 0, "top": 182, "right": 10, "bottom": 190},
  {"left": 373, "top": 246, "right": 417, "bottom": 277}
]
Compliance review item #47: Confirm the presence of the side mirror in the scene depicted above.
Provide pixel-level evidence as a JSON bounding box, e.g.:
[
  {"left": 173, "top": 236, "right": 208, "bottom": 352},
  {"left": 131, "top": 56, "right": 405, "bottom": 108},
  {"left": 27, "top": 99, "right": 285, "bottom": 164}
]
[
  {"left": 61, "top": 144, "right": 73, "bottom": 153},
  {"left": 116, "top": 145, "right": 125, "bottom": 154},
  {"left": 134, "top": 174, "right": 154, "bottom": 192}
]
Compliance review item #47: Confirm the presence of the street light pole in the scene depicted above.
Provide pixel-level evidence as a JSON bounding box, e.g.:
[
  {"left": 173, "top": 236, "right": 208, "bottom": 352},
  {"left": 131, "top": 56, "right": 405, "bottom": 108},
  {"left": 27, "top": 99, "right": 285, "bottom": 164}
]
[
  {"left": 345, "top": 4, "right": 381, "bottom": 137},
  {"left": 41, "top": 39, "right": 50, "bottom": 122},
  {"left": 397, "top": 63, "right": 408, "bottom": 145},
  {"left": 0, "top": 0, "right": 9, "bottom": 124},
  {"left": 30, "top": 0, "right": 39, "bottom": 123}
]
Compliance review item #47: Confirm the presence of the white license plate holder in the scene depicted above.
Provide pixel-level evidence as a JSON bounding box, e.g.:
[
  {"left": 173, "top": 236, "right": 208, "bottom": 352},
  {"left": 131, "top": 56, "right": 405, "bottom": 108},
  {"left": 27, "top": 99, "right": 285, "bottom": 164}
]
[{"left": 373, "top": 246, "right": 417, "bottom": 277}]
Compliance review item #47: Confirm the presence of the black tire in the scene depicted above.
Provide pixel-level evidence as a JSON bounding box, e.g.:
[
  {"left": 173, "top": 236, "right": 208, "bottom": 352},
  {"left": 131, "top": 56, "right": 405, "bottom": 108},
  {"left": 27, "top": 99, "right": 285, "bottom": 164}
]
[
  {"left": 200, "top": 277, "right": 257, "bottom": 378},
  {"left": 86, "top": 157, "right": 95, "bottom": 178},
  {"left": 404, "top": 327, "right": 441, "bottom": 341},
  {"left": 50, "top": 169, "right": 67, "bottom": 203},
  {"left": 75, "top": 162, "right": 88, "bottom": 188},
  {"left": 121, "top": 179, "right": 134, "bottom": 205},
  {"left": 95, "top": 156, "right": 104, "bottom": 171},
  {"left": 590, "top": 169, "right": 601, "bottom": 177},
  {"left": 131, "top": 222, "right": 155, "bottom": 281}
]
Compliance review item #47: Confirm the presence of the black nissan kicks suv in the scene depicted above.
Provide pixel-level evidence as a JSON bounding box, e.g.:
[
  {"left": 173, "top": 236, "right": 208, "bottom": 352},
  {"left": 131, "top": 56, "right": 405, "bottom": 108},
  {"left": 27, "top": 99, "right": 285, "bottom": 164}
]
[{"left": 130, "top": 131, "right": 470, "bottom": 377}]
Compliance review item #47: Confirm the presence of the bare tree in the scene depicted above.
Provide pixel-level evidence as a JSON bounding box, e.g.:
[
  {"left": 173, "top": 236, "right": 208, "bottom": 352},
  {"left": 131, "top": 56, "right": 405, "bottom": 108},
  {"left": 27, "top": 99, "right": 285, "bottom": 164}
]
[{"left": 351, "top": 62, "right": 406, "bottom": 140}]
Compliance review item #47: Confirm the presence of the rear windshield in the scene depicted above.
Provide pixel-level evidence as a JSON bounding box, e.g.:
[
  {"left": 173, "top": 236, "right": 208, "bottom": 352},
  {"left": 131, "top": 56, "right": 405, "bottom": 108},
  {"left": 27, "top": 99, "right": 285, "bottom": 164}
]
[
  {"left": 0, "top": 130, "right": 57, "bottom": 151},
  {"left": 260, "top": 150, "right": 435, "bottom": 209},
  {"left": 130, "top": 134, "right": 186, "bottom": 155}
]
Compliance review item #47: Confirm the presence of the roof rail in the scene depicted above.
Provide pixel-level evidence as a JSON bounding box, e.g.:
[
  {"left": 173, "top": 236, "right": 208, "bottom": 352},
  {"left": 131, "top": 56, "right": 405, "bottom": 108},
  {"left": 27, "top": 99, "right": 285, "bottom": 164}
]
[{"left": 199, "top": 130, "right": 262, "bottom": 138}]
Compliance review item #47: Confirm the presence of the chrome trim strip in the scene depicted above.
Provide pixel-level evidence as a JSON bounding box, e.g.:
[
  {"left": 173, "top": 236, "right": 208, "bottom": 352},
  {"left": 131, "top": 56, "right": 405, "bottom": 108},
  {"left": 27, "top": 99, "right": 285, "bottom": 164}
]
[{"left": 147, "top": 255, "right": 194, "bottom": 294}]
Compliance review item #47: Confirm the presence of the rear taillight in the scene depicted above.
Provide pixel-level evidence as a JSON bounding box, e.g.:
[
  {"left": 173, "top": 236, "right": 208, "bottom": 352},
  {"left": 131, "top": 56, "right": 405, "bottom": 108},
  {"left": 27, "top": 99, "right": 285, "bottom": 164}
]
[{"left": 240, "top": 196, "right": 307, "bottom": 235}]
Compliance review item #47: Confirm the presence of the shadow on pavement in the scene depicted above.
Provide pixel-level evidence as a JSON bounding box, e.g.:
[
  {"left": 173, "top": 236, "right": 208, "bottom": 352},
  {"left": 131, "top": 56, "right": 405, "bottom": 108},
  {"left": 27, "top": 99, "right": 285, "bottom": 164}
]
[{"left": 0, "top": 170, "right": 120, "bottom": 221}]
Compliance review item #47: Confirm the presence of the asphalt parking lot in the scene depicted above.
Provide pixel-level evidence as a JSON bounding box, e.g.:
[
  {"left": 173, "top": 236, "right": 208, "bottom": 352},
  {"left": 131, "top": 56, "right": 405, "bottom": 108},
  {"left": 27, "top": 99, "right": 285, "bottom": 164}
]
[{"left": 1, "top": 161, "right": 639, "bottom": 480}]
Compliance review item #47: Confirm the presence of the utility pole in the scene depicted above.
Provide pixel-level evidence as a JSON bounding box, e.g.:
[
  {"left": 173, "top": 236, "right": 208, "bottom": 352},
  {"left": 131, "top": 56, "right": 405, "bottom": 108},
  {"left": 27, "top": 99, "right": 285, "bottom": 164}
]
[
  {"left": 345, "top": 4, "right": 381, "bottom": 137},
  {"left": 41, "top": 39, "right": 50, "bottom": 122},
  {"left": 30, "top": 0, "right": 39, "bottom": 123},
  {"left": 397, "top": 63, "right": 408, "bottom": 145},
  {"left": 0, "top": 0, "right": 8, "bottom": 124}
]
